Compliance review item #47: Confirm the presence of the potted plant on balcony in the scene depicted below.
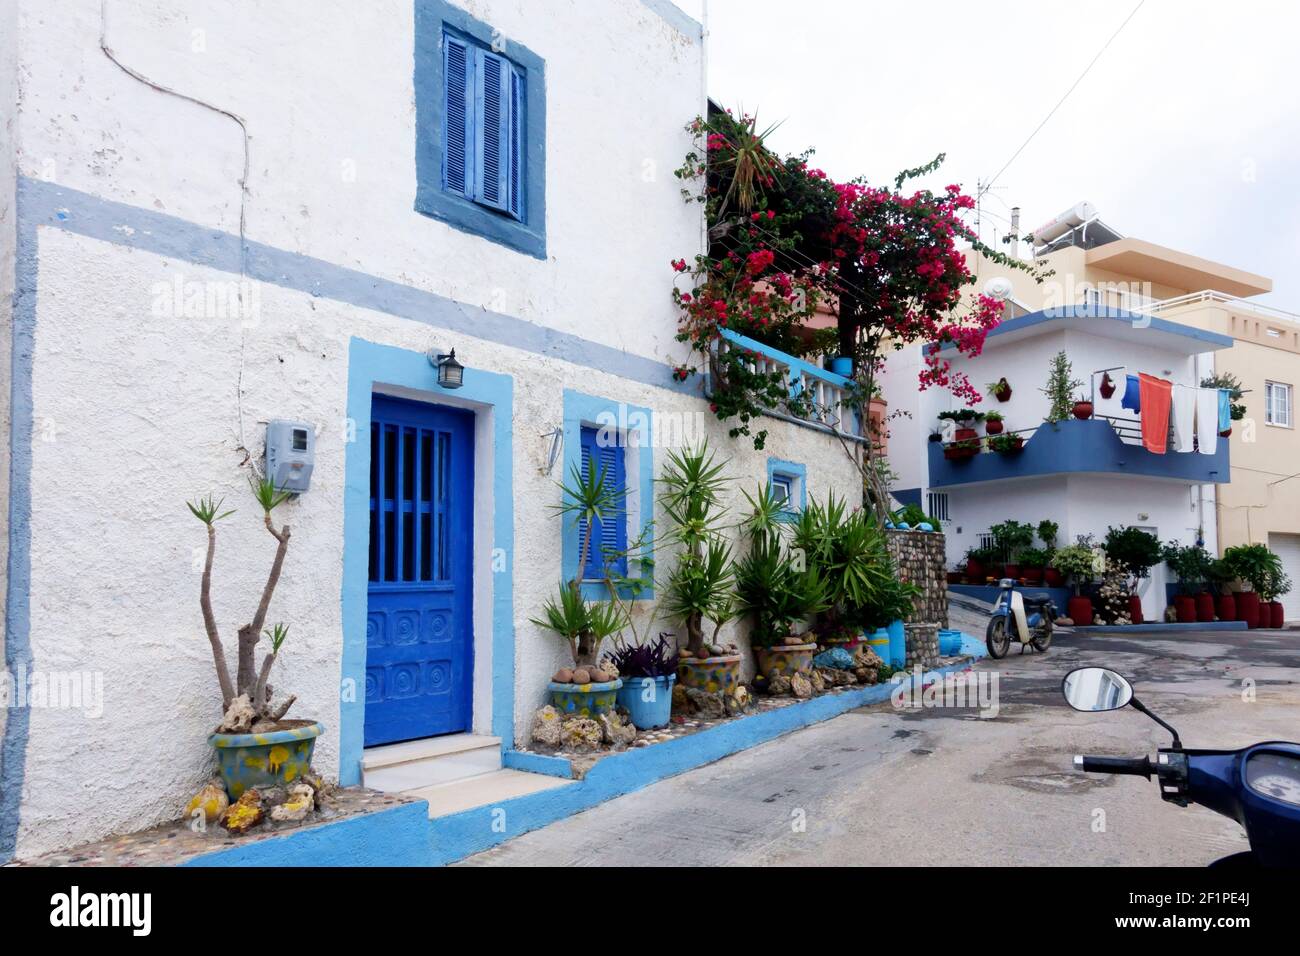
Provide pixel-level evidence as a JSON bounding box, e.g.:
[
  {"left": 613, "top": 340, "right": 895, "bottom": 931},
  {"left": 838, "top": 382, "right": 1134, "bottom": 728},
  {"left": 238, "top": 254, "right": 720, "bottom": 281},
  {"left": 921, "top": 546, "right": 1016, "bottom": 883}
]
[
  {"left": 1072, "top": 396, "right": 1094, "bottom": 420},
  {"left": 533, "top": 453, "right": 630, "bottom": 716},
  {"left": 983, "top": 410, "right": 1005, "bottom": 435},
  {"left": 1201, "top": 372, "right": 1246, "bottom": 437},
  {"left": 660, "top": 442, "right": 742, "bottom": 691},
  {"left": 1162, "top": 541, "right": 1212, "bottom": 623},
  {"left": 953, "top": 408, "right": 985, "bottom": 429},
  {"left": 988, "top": 377, "right": 1012, "bottom": 402},
  {"left": 987, "top": 432, "right": 1025, "bottom": 455},
  {"left": 190, "top": 478, "right": 325, "bottom": 805},
  {"left": 1041, "top": 351, "right": 1084, "bottom": 425},
  {"left": 1051, "top": 542, "right": 1100, "bottom": 625}
]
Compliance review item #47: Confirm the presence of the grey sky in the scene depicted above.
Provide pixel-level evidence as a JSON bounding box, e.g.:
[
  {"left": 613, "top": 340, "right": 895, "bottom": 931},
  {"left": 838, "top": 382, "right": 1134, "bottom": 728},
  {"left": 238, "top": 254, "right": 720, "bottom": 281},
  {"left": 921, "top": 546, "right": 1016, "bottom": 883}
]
[{"left": 681, "top": 0, "right": 1299, "bottom": 307}]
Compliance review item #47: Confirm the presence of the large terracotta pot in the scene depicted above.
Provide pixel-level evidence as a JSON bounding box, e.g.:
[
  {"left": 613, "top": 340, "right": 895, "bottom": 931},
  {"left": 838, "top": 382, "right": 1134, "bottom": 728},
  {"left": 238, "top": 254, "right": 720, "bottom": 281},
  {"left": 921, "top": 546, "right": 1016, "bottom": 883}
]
[
  {"left": 1023, "top": 567, "right": 1043, "bottom": 585},
  {"left": 966, "top": 559, "right": 985, "bottom": 581},
  {"left": 946, "top": 571, "right": 962, "bottom": 584},
  {"left": 1174, "top": 595, "right": 1196, "bottom": 623},
  {"left": 1217, "top": 593, "right": 1236, "bottom": 623},
  {"left": 677, "top": 654, "right": 742, "bottom": 694},
  {"left": 1235, "top": 591, "right": 1261, "bottom": 629},
  {"left": 1128, "top": 595, "right": 1144, "bottom": 625},
  {"left": 1268, "top": 601, "right": 1285, "bottom": 629},
  {"left": 1003, "top": 564, "right": 1021, "bottom": 580},
  {"left": 1068, "top": 596, "right": 1093, "bottom": 626},
  {"left": 1195, "top": 592, "right": 1216, "bottom": 623},
  {"left": 1073, "top": 401, "right": 1094, "bottom": 420},
  {"left": 1044, "top": 568, "right": 1065, "bottom": 588},
  {"left": 754, "top": 643, "right": 817, "bottom": 679},
  {"left": 209, "top": 721, "right": 325, "bottom": 801}
]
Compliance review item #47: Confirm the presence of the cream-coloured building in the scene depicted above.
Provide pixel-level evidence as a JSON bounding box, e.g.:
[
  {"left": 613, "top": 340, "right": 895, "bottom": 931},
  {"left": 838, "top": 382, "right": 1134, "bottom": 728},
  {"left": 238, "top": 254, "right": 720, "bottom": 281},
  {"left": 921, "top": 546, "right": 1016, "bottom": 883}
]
[{"left": 966, "top": 210, "right": 1299, "bottom": 620}]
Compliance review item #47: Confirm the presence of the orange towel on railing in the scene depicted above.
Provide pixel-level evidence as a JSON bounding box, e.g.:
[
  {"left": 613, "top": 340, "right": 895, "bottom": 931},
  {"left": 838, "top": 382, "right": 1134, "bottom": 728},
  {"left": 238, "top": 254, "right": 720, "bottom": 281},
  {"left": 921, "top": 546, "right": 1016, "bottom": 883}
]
[{"left": 1138, "top": 373, "right": 1173, "bottom": 454}]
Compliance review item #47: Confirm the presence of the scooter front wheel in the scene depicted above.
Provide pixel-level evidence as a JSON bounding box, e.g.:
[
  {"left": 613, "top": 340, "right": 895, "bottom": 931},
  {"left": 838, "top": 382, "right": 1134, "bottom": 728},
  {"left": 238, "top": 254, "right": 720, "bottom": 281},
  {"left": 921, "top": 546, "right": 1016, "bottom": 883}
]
[{"left": 986, "top": 616, "right": 1011, "bottom": 659}]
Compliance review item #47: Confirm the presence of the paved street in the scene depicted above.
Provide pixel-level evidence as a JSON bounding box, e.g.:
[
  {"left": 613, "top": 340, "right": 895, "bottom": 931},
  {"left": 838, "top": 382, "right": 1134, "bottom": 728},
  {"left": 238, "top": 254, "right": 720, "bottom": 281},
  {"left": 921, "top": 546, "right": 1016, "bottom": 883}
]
[{"left": 461, "top": 627, "right": 1299, "bottom": 866}]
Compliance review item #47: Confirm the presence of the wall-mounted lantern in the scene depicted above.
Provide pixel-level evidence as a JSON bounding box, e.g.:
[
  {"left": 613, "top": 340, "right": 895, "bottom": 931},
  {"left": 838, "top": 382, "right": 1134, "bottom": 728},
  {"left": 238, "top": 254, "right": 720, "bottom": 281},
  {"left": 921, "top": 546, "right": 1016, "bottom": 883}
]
[{"left": 429, "top": 348, "right": 465, "bottom": 389}]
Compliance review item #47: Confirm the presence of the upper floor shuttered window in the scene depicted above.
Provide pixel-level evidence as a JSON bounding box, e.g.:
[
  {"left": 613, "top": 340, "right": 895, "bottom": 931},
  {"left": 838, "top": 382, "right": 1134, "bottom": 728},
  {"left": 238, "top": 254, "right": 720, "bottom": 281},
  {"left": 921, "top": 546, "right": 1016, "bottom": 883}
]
[{"left": 442, "top": 29, "right": 525, "bottom": 221}]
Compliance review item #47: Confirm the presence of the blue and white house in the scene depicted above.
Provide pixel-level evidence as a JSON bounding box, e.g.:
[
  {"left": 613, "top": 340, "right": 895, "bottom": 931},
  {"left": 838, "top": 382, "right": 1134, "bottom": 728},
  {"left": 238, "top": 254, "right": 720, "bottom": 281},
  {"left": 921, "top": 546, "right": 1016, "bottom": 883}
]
[
  {"left": 0, "top": 0, "right": 863, "bottom": 859},
  {"left": 882, "top": 301, "right": 1232, "bottom": 621}
]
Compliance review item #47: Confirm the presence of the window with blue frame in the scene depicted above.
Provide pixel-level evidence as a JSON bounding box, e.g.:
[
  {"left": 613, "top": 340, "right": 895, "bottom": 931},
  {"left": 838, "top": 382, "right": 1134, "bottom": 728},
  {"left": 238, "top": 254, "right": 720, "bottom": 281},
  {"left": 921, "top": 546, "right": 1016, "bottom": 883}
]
[
  {"left": 767, "top": 458, "right": 807, "bottom": 519},
  {"left": 414, "top": 0, "right": 546, "bottom": 258},
  {"left": 577, "top": 426, "right": 628, "bottom": 580}
]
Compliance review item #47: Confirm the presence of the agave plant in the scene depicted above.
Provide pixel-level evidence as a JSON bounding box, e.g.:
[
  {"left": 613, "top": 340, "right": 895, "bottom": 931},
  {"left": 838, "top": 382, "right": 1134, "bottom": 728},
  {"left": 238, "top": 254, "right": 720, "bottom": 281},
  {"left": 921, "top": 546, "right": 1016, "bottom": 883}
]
[
  {"left": 789, "top": 492, "right": 893, "bottom": 631},
  {"left": 734, "top": 530, "right": 829, "bottom": 648},
  {"left": 659, "top": 441, "right": 736, "bottom": 658}
]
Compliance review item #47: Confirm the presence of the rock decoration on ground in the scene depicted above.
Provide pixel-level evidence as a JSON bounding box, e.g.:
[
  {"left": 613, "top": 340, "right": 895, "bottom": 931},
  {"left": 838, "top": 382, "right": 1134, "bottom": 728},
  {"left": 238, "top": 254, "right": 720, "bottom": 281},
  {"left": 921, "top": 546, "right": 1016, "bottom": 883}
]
[{"left": 185, "top": 768, "right": 329, "bottom": 837}]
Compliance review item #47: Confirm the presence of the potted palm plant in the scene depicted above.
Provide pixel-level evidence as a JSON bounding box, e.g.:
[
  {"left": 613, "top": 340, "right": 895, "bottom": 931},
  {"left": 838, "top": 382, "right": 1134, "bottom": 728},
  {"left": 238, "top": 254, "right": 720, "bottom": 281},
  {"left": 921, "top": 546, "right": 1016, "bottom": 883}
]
[
  {"left": 735, "top": 483, "right": 829, "bottom": 678},
  {"left": 190, "top": 477, "right": 324, "bottom": 805},
  {"left": 660, "top": 442, "right": 741, "bottom": 693},
  {"left": 532, "top": 454, "right": 629, "bottom": 716}
]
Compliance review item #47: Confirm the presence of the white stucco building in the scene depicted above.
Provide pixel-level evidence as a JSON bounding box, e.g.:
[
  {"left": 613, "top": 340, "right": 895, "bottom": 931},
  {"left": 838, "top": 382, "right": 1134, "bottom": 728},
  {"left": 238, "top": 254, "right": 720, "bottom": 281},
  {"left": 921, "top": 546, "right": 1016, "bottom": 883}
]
[{"left": 0, "top": 0, "right": 864, "bottom": 860}]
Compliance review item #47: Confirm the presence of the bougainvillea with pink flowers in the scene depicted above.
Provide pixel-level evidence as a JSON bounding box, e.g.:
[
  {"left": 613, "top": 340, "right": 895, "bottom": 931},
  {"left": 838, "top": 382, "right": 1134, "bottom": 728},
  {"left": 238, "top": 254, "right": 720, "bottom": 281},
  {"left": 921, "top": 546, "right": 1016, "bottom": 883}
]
[{"left": 671, "top": 108, "right": 1043, "bottom": 505}]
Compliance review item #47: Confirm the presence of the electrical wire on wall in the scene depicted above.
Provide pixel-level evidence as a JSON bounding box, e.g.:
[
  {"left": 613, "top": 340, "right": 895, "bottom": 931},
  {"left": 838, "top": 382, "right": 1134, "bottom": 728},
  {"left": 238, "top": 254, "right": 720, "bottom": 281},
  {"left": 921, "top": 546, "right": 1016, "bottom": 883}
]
[{"left": 98, "top": 0, "right": 261, "bottom": 474}]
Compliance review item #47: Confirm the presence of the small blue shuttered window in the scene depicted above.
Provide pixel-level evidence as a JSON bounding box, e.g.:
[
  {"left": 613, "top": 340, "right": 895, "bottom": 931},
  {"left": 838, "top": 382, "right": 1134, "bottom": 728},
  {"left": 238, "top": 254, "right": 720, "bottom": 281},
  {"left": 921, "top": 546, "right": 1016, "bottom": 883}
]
[
  {"left": 577, "top": 426, "right": 628, "bottom": 580},
  {"left": 442, "top": 29, "right": 524, "bottom": 221}
]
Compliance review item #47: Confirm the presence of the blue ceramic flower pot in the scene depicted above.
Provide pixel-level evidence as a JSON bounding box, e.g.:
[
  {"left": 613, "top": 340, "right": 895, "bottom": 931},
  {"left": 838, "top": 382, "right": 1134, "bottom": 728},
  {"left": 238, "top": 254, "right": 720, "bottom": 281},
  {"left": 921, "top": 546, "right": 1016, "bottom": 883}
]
[
  {"left": 887, "top": 619, "right": 906, "bottom": 669},
  {"left": 208, "top": 721, "right": 324, "bottom": 800},
  {"left": 829, "top": 356, "right": 854, "bottom": 376},
  {"left": 548, "top": 679, "right": 622, "bottom": 717},
  {"left": 615, "top": 674, "right": 676, "bottom": 729}
]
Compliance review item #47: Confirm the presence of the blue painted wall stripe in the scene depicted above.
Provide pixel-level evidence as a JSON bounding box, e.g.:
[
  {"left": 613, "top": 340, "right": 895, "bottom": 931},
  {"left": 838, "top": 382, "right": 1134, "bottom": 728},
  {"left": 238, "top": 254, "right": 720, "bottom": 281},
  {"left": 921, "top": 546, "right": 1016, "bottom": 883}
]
[
  {"left": 638, "top": 0, "right": 703, "bottom": 40},
  {"left": 16, "top": 177, "right": 694, "bottom": 398}
]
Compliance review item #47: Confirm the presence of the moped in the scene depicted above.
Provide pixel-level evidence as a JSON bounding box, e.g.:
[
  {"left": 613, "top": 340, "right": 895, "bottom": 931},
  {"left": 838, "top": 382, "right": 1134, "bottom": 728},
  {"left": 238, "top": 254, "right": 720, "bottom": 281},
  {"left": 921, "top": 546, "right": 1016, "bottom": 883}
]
[
  {"left": 985, "top": 577, "right": 1056, "bottom": 658},
  {"left": 1065, "top": 666, "right": 1300, "bottom": 868}
]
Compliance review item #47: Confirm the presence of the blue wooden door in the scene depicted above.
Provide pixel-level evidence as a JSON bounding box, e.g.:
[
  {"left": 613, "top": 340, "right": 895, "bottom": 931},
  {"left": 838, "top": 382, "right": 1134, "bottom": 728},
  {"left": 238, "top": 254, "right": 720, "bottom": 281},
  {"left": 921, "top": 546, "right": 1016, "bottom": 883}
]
[{"left": 365, "top": 395, "right": 474, "bottom": 746}]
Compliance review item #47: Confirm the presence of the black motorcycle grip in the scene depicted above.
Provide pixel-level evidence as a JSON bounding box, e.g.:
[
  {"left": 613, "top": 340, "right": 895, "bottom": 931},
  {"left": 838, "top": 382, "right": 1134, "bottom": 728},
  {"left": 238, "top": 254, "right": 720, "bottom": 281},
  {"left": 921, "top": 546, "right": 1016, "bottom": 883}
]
[{"left": 1073, "top": 754, "right": 1152, "bottom": 778}]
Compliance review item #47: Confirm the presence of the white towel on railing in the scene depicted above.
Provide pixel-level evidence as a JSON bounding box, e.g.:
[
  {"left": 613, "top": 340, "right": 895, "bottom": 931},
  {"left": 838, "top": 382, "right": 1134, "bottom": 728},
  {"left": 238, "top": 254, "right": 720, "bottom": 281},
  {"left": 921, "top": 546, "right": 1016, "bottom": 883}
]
[
  {"left": 1171, "top": 384, "right": 1196, "bottom": 453},
  {"left": 1094, "top": 368, "right": 1126, "bottom": 418},
  {"left": 1196, "top": 386, "right": 1219, "bottom": 456}
]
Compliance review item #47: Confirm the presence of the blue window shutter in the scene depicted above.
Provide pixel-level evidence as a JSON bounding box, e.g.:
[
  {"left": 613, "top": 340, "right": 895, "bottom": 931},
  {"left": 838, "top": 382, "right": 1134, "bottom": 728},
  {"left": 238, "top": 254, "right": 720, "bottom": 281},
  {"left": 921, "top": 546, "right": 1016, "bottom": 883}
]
[
  {"left": 442, "top": 33, "right": 473, "bottom": 197},
  {"left": 508, "top": 65, "right": 524, "bottom": 220},
  {"left": 474, "top": 50, "right": 511, "bottom": 212},
  {"left": 578, "top": 426, "right": 627, "bottom": 579}
]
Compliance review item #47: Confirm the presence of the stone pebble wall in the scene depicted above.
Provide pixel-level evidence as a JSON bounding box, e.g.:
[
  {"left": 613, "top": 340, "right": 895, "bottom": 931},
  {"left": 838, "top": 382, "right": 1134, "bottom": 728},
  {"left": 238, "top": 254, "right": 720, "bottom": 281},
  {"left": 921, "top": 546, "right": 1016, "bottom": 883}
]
[{"left": 885, "top": 528, "right": 949, "bottom": 631}]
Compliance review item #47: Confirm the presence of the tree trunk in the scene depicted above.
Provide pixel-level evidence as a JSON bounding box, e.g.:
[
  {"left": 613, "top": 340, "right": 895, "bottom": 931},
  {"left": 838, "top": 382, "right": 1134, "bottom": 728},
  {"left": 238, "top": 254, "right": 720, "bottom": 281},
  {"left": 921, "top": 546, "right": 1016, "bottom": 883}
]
[
  {"left": 200, "top": 524, "right": 237, "bottom": 708},
  {"left": 687, "top": 610, "right": 706, "bottom": 658},
  {"left": 574, "top": 630, "right": 599, "bottom": 669}
]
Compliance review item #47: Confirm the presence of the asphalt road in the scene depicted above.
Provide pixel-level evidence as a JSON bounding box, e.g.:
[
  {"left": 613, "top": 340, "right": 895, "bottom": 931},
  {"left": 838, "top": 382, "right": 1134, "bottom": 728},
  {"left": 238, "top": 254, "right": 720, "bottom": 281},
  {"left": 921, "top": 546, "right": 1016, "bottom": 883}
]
[{"left": 461, "top": 626, "right": 1299, "bottom": 866}]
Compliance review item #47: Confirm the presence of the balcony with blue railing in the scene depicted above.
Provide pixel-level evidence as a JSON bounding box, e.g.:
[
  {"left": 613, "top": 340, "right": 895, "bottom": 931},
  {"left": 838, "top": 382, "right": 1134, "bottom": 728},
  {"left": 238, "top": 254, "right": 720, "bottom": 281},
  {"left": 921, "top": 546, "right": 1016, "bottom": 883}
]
[
  {"left": 929, "top": 415, "right": 1229, "bottom": 488},
  {"left": 710, "top": 328, "right": 867, "bottom": 440}
]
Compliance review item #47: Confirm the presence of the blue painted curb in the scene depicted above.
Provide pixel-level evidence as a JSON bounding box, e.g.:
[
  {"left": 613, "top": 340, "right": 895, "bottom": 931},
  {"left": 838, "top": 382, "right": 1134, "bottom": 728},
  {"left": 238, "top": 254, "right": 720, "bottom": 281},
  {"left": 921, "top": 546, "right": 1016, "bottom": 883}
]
[
  {"left": 1070, "top": 621, "right": 1249, "bottom": 634},
  {"left": 188, "top": 659, "right": 975, "bottom": 867}
]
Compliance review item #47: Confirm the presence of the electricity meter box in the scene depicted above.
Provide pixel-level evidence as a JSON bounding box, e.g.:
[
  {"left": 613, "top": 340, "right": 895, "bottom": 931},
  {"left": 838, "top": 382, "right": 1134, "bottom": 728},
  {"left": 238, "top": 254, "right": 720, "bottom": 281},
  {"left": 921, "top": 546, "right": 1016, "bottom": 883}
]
[{"left": 266, "top": 420, "right": 315, "bottom": 493}]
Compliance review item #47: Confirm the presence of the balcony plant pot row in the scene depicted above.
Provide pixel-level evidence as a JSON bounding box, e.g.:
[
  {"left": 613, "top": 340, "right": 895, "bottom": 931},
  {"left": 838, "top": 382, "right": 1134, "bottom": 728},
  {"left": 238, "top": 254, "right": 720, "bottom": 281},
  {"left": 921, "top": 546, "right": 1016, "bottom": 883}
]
[{"left": 987, "top": 433, "right": 1025, "bottom": 455}]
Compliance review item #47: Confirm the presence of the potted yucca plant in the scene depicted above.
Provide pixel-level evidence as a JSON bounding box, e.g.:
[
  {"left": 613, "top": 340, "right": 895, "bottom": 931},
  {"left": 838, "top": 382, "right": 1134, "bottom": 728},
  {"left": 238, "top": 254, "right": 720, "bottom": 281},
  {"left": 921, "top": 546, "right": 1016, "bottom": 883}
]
[{"left": 190, "top": 476, "right": 324, "bottom": 802}]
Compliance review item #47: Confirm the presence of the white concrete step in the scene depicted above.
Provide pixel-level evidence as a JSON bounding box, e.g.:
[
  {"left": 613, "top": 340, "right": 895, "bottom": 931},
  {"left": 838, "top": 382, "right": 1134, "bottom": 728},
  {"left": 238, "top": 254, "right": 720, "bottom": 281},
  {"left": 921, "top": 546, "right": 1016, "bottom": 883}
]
[
  {"left": 362, "top": 734, "right": 501, "bottom": 793},
  {"left": 410, "top": 768, "right": 575, "bottom": 819}
]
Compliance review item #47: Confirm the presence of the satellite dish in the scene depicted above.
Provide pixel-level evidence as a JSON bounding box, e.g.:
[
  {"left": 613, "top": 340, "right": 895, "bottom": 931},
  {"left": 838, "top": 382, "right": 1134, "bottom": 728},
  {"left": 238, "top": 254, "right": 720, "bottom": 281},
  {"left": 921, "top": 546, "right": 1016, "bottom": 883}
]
[{"left": 983, "top": 276, "right": 1014, "bottom": 301}]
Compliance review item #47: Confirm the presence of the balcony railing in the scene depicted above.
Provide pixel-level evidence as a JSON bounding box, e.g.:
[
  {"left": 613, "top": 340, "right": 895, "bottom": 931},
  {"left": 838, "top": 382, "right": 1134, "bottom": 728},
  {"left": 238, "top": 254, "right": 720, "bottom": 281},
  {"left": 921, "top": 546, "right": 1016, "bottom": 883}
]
[
  {"left": 711, "top": 329, "right": 864, "bottom": 440},
  {"left": 929, "top": 417, "right": 1228, "bottom": 488}
]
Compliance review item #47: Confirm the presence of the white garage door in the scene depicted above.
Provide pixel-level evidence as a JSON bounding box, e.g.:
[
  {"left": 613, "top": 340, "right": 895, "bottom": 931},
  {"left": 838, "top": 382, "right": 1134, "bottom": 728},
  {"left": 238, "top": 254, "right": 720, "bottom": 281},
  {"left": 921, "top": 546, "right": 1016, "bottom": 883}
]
[{"left": 1269, "top": 533, "right": 1300, "bottom": 623}]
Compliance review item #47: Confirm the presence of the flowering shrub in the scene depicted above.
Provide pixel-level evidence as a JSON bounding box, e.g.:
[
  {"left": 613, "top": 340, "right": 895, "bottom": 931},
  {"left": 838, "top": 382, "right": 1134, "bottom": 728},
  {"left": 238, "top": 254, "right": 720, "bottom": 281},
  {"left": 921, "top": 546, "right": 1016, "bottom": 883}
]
[{"left": 671, "top": 108, "right": 1043, "bottom": 466}]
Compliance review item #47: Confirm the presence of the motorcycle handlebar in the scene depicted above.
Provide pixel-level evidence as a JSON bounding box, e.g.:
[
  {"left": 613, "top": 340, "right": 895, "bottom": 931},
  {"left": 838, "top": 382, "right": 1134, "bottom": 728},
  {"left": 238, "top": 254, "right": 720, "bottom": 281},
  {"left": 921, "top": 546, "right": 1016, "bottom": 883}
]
[{"left": 1073, "top": 754, "right": 1153, "bottom": 779}]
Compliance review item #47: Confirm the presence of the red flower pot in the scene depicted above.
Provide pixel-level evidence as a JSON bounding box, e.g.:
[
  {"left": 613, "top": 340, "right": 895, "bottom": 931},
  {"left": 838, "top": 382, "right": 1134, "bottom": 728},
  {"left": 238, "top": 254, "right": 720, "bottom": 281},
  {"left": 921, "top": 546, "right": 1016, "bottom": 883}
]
[
  {"left": 1216, "top": 593, "right": 1236, "bottom": 623},
  {"left": 992, "top": 378, "right": 1012, "bottom": 402},
  {"left": 1268, "top": 601, "right": 1284, "bottom": 629},
  {"left": 1174, "top": 595, "right": 1196, "bottom": 623},
  {"left": 965, "top": 559, "right": 984, "bottom": 581},
  {"left": 1073, "top": 401, "right": 1094, "bottom": 420},
  {"left": 985, "top": 419, "right": 1004, "bottom": 435},
  {"left": 1195, "top": 592, "right": 1216, "bottom": 623},
  {"left": 1068, "top": 596, "right": 1093, "bottom": 626},
  {"left": 1236, "top": 591, "right": 1260, "bottom": 628},
  {"left": 946, "top": 571, "right": 962, "bottom": 585},
  {"left": 1023, "top": 567, "right": 1043, "bottom": 585},
  {"left": 1219, "top": 427, "right": 1232, "bottom": 438},
  {"left": 1044, "top": 568, "right": 1064, "bottom": 587},
  {"left": 1003, "top": 564, "right": 1020, "bottom": 580},
  {"left": 1128, "top": 595, "right": 1144, "bottom": 624}
]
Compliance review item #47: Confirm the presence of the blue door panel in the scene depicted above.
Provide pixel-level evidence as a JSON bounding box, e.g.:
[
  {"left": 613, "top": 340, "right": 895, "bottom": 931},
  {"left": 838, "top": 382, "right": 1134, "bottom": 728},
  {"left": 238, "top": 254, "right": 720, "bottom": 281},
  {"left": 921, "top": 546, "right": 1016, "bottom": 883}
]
[{"left": 365, "top": 394, "right": 474, "bottom": 747}]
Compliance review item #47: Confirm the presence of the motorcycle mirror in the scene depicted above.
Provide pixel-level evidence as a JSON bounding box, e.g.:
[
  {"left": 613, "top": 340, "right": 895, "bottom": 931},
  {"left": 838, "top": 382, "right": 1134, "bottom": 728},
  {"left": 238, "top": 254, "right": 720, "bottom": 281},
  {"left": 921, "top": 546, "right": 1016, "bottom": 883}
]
[{"left": 1062, "top": 667, "right": 1134, "bottom": 712}]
